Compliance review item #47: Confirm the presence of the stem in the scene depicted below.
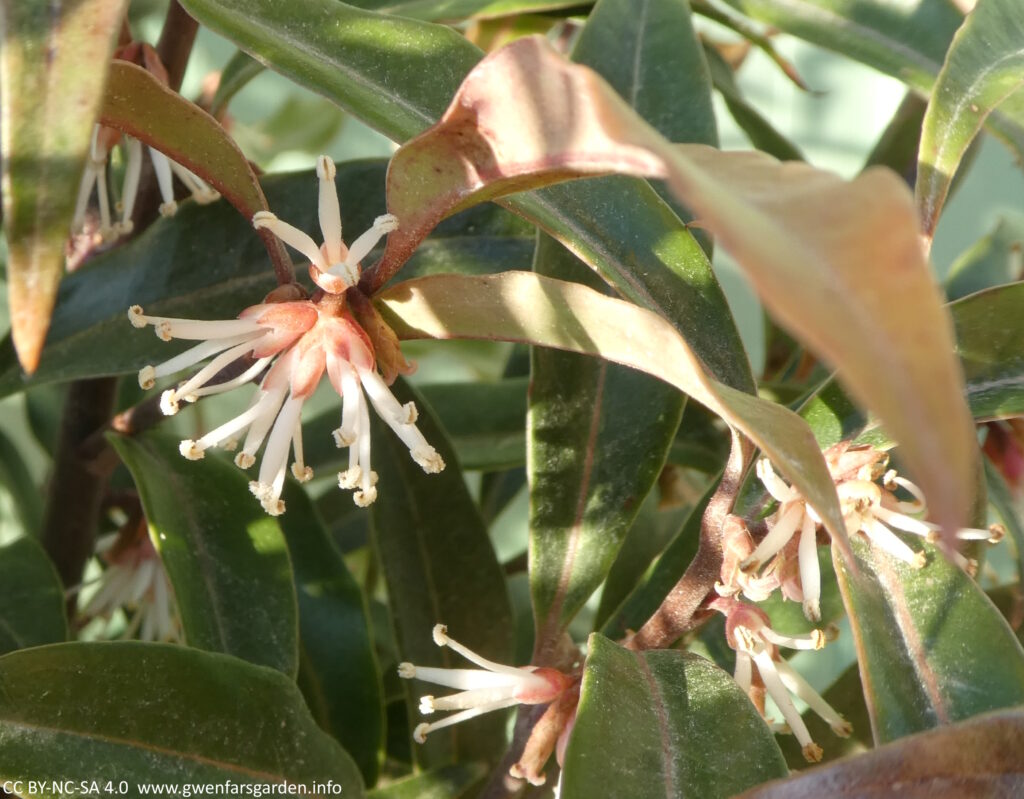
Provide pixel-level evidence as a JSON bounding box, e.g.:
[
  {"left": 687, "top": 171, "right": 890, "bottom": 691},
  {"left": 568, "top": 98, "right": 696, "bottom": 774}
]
[
  {"left": 42, "top": 378, "right": 119, "bottom": 599},
  {"left": 629, "top": 430, "right": 753, "bottom": 650},
  {"left": 156, "top": 2, "right": 198, "bottom": 94}
]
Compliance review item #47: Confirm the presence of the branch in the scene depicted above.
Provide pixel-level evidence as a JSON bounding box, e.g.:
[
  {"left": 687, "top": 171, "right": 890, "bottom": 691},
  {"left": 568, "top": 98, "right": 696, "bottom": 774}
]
[{"left": 629, "top": 430, "right": 753, "bottom": 650}]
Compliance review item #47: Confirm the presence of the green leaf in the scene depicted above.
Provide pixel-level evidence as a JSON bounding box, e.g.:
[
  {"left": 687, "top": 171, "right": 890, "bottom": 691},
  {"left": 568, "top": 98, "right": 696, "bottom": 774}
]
[
  {"left": 369, "top": 378, "right": 515, "bottom": 767},
  {"left": 599, "top": 476, "right": 712, "bottom": 640},
  {"left": 110, "top": 433, "right": 299, "bottom": 676},
  {"left": 529, "top": 235, "right": 684, "bottom": 659},
  {"left": 945, "top": 212, "right": 1024, "bottom": 301},
  {"left": 834, "top": 536, "right": 1024, "bottom": 743},
  {"left": 0, "top": 537, "right": 67, "bottom": 655},
  {"left": 278, "top": 482, "right": 383, "bottom": 786},
  {"left": 180, "top": 0, "right": 756, "bottom": 396},
  {"left": 0, "top": 0, "right": 126, "bottom": 372},
  {"left": 178, "top": 0, "right": 482, "bottom": 140},
  {"left": 917, "top": 0, "right": 1024, "bottom": 239},
  {"left": 0, "top": 642, "right": 364, "bottom": 793},
  {"left": 0, "top": 163, "right": 531, "bottom": 396},
  {"left": 734, "top": 709, "right": 1024, "bottom": 799},
  {"left": 366, "top": 763, "right": 486, "bottom": 799},
  {"left": 0, "top": 424, "right": 42, "bottom": 537},
  {"left": 560, "top": 634, "right": 788, "bottom": 799}
]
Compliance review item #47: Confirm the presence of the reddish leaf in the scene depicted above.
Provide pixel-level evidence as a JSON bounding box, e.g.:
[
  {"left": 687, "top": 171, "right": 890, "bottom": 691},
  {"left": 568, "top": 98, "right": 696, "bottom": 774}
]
[{"left": 373, "top": 36, "right": 977, "bottom": 542}]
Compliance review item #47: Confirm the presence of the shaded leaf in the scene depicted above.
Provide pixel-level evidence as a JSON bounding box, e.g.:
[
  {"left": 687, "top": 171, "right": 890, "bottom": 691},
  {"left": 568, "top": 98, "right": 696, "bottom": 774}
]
[
  {"left": 0, "top": 424, "right": 42, "bottom": 537},
  {"left": 110, "top": 433, "right": 298, "bottom": 676},
  {"left": 370, "top": 378, "right": 515, "bottom": 767},
  {"left": 0, "top": 163, "right": 531, "bottom": 396},
  {"left": 0, "top": 0, "right": 127, "bottom": 372},
  {"left": 0, "top": 642, "right": 364, "bottom": 793},
  {"left": 529, "top": 235, "right": 684, "bottom": 660},
  {"left": 834, "top": 536, "right": 1024, "bottom": 743},
  {"left": 917, "top": 0, "right": 1024, "bottom": 239},
  {"left": 560, "top": 634, "right": 787, "bottom": 799},
  {"left": 210, "top": 50, "right": 265, "bottom": 118},
  {"left": 735, "top": 709, "right": 1024, "bottom": 799},
  {"left": 984, "top": 460, "right": 1024, "bottom": 583},
  {"left": 377, "top": 36, "right": 976, "bottom": 541},
  {"left": 0, "top": 537, "right": 67, "bottom": 655},
  {"left": 278, "top": 482, "right": 383, "bottom": 786},
  {"left": 945, "top": 212, "right": 1024, "bottom": 301}
]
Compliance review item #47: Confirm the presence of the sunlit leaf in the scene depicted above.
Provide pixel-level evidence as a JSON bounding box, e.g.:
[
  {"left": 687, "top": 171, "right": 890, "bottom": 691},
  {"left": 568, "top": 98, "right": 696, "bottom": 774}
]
[
  {"left": 378, "top": 271, "right": 848, "bottom": 553},
  {"left": 377, "top": 36, "right": 976, "bottom": 541},
  {"left": 0, "top": 642, "right": 364, "bottom": 793},
  {"left": 0, "top": 0, "right": 127, "bottom": 372},
  {"left": 560, "top": 634, "right": 787, "bottom": 799},
  {"left": 110, "top": 433, "right": 298, "bottom": 676},
  {"left": 346, "top": 0, "right": 585, "bottom": 20},
  {"left": 734, "top": 709, "right": 1024, "bottom": 799},
  {"left": 0, "top": 537, "right": 67, "bottom": 655},
  {"left": 370, "top": 378, "right": 515, "bottom": 767},
  {"left": 834, "top": 536, "right": 1024, "bottom": 743},
  {"left": 916, "top": 0, "right": 1024, "bottom": 239},
  {"left": 278, "top": 483, "right": 383, "bottom": 785}
]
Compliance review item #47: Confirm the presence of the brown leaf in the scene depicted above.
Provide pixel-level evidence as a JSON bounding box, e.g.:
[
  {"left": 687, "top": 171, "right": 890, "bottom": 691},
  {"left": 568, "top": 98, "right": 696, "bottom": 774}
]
[{"left": 733, "top": 710, "right": 1024, "bottom": 799}]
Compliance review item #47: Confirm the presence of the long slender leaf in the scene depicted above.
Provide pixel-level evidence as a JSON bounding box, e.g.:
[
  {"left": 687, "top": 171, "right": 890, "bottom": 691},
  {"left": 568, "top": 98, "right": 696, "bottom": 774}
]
[
  {"left": 0, "top": 0, "right": 127, "bottom": 372},
  {"left": 370, "top": 378, "right": 515, "bottom": 767},
  {"left": 110, "top": 433, "right": 299, "bottom": 676}
]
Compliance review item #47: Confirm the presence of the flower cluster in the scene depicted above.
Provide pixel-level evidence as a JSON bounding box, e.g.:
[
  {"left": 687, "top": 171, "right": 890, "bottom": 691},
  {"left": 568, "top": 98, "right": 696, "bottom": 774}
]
[
  {"left": 399, "top": 624, "right": 574, "bottom": 785},
  {"left": 130, "top": 156, "right": 443, "bottom": 515},
  {"left": 78, "top": 530, "right": 180, "bottom": 643},
  {"left": 711, "top": 597, "right": 848, "bottom": 763},
  {"left": 72, "top": 43, "right": 218, "bottom": 246}
]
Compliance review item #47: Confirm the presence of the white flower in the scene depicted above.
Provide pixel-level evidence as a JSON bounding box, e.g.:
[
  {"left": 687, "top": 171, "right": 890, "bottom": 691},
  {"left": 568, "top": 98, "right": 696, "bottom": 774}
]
[
  {"left": 713, "top": 597, "right": 848, "bottom": 763},
  {"left": 399, "top": 624, "right": 571, "bottom": 744},
  {"left": 128, "top": 156, "right": 444, "bottom": 515},
  {"left": 79, "top": 532, "right": 181, "bottom": 643}
]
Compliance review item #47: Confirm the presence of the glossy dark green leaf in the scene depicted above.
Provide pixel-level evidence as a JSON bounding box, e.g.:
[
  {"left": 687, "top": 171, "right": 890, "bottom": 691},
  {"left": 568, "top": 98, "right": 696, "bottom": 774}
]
[
  {"left": 180, "top": 0, "right": 755, "bottom": 397},
  {"left": 0, "top": 163, "right": 531, "bottom": 396},
  {"left": 370, "top": 378, "right": 515, "bottom": 767},
  {"left": 0, "top": 537, "right": 67, "bottom": 655},
  {"left": 599, "top": 477, "right": 713, "bottom": 640},
  {"left": 834, "top": 536, "right": 1024, "bottom": 743},
  {"left": 703, "top": 43, "right": 804, "bottom": 162},
  {"left": 0, "top": 0, "right": 126, "bottom": 372},
  {"left": 529, "top": 234, "right": 683, "bottom": 659},
  {"left": 110, "top": 433, "right": 298, "bottom": 676},
  {"left": 366, "top": 763, "right": 486, "bottom": 799},
  {"left": 560, "top": 634, "right": 788, "bottom": 799},
  {"left": 278, "top": 482, "right": 383, "bottom": 785},
  {"left": 917, "top": 0, "right": 1024, "bottom": 238},
  {"left": 720, "top": 0, "right": 1024, "bottom": 175},
  {"left": 0, "top": 642, "right": 364, "bottom": 793},
  {"left": 945, "top": 212, "right": 1024, "bottom": 301},
  {"left": 735, "top": 709, "right": 1024, "bottom": 799}
]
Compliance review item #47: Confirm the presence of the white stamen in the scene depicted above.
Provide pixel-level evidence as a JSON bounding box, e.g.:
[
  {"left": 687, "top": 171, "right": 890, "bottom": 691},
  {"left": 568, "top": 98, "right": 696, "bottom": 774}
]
[
  {"left": 344, "top": 213, "right": 398, "bottom": 268},
  {"left": 863, "top": 519, "right": 926, "bottom": 568},
  {"left": 411, "top": 698, "right": 522, "bottom": 743},
  {"left": 751, "top": 646, "right": 818, "bottom": 761},
  {"left": 760, "top": 626, "right": 825, "bottom": 651},
  {"left": 150, "top": 148, "right": 178, "bottom": 216},
  {"left": 757, "top": 458, "right": 798, "bottom": 504},
  {"left": 432, "top": 624, "right": 526, "bottom": 678},
  {"left": 253, "top": 211, "right": 329, "bottom": 272},
  {"left": 774, "top": 658, "right": 852, "bottom": 738},
  {"left": 316, "top": 156, "right": 343, "bottom": 264},
  {"left": 120, "top": 137, "right": 143, "bottom": 231},
  {"left": 798, "top": 512, "right": 821, "bottom": 622},
  {"left": 742, "top": 503, "right": 803, "bottom": 572}
]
